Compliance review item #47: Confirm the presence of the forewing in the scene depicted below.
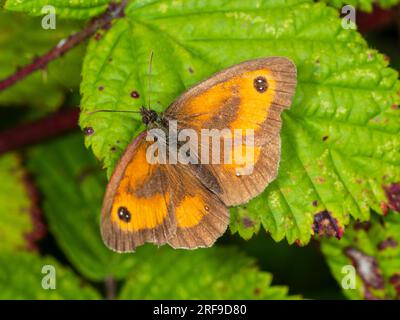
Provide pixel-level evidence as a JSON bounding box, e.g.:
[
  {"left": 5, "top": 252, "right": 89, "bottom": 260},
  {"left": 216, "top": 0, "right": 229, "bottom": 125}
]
[
  {"left": 101, "top": 132, "right": 176, "bottom": 252},
  {"left": 165, "top": 57, "right": 297, "bottom": 206}
]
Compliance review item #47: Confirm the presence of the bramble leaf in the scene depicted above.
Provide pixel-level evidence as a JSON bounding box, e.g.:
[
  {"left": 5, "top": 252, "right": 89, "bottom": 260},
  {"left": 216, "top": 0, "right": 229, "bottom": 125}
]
[
  {"left": 0, "top": 153, "right": 43, "bottom": 251},
  {"left": 321, "top": 212, "right": 400, "bottom": 300},
  {"left": 0, "top": 251, "right": 101, "bottom": 299},
  {"left": 119, "top": 246, "right": 296, "bottom": 299},
  {"left": 27, "top": 133, "right": 137, "bottom": 281},
  {"left": 79, "top": 0, "right": 400, "bottom": 245},
  {"left": 0, "top": 11, "right": 84, "bottom": 110},
  {"left": 4, "top": 0, "right": 109, "bottom": 19}
]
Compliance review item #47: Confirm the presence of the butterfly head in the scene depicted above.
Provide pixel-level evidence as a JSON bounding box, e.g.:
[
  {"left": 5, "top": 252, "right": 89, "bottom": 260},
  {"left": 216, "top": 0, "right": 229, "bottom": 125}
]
[{"left": 140, "top": 106, "right": 162, "bottom": 127}]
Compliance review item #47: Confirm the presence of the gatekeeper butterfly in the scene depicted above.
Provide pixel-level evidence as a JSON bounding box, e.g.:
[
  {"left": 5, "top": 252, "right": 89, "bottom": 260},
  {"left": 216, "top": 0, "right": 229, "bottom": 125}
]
[{"left": 100, "top": 57, "right": 297, "bottom": 252}]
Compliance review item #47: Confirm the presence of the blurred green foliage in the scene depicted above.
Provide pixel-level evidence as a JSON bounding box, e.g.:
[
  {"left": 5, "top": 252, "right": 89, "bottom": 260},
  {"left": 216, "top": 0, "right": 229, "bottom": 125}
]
[
  {"left": 0, "top": 251, "right": 101, "bottom": 299},
  {"left": 0, "top": 11, "right": 84, "bottom": 110},
  {"left": 0, "top": 154, "right": 33, "bottom": 251},
  {"left": 5, "top": 0, "right": 110, "bottom": 19}
]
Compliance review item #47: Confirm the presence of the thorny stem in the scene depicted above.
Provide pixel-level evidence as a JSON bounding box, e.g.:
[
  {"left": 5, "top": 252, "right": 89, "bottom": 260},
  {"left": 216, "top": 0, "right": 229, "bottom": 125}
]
[{"left": 0, "top": 0, "right": 127, "bottom": 92}]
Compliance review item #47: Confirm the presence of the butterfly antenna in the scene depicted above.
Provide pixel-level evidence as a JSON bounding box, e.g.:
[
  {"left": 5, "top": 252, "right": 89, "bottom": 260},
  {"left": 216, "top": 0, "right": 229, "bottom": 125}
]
[
  {"left": 147, "top": 51, "right": 154, "bottom": 111},
  {"left": 85, "top": 109, "right": 141, "bottom": 115}
]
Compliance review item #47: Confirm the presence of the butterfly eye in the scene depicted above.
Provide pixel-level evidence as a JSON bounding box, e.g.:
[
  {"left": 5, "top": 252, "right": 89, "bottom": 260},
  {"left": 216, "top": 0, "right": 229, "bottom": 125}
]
[
  {"left": 118, "top": 206, "right": 131, "bottom": 223},
  {"left": 253, "top": 76, "right": 268, "bottom": 93}
]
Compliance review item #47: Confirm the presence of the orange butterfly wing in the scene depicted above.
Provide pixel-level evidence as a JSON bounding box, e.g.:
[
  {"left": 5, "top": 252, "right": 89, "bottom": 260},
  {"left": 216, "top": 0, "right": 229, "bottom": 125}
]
[
  {"left": 101, "top": 132, "right": 176, "bottom": 252},
  {"left": 167, "top": 164, "right": 229, "bottom": 249},
  {"left": 165, "top": 57, "right": 297, "bottom": 206},
  {"left": 101, "top": 57, "right": 297, "bottom": 252},
  {"left": 101, "top": 133, "right": 228, "bottom": 251}
]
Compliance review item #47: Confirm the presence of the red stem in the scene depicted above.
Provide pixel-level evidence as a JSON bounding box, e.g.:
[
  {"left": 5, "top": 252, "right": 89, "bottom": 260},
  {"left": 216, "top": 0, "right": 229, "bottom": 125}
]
[
  {"left": 0, "top": 107, "right": 79, "bottom": 155},
  {"left": 0, "top": 0, "right": 127, "bottom": 92},
  {"left": 357, "top": 5, "right": 398, "bottom": 33}
]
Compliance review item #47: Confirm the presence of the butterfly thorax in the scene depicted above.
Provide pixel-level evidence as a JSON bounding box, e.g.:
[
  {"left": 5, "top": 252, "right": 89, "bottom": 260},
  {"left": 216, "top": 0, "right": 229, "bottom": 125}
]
[{"left": 140, "top": 106, "right": 166, "bottom": 129}]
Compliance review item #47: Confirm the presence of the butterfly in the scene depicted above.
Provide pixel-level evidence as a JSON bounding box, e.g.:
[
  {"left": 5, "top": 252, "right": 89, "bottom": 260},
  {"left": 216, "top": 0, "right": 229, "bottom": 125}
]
[{"left": 100, "top": 57, "right": 297, "bottom": 252}]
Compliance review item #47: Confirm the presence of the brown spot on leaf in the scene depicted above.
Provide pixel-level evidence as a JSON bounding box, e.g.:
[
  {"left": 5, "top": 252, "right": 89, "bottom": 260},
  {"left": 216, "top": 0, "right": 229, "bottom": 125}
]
[
  {"left": 353, "top": 221, "right": 371, "bottom": 231},
  {"left": 21, "top": 169, "right": 46, "bottom": 251},
  {"left": 389, "top": 274, "right": 400, "bottom": 284},
  {"left": 98, "top": 85, "right": 104, "bottom": 91},
  {"left": 345, "top": 247, "right": 384, "bottom": 290},
  {"left": 83, "top": 127, "right": 94, "bottom": 136},
  {"left": 364, "top": 289, "right": 381, "bottom": 300},
  {"left": 383, "top": 183, "right": 400, "bottom": 212},
  {"left": 377, "top": 237, "right": 397, "bottom": 251},
  {"left": 130, "top": 91, "right": 140, "bottom": 99},
  {"left": 313, "top": 210, "right": 343, "bottom": 239},
  {"left": 380, "top": 201, "right": 389, "bottom": 216},
  {"left": 242, "top": 217, "right": 254, "bottom": 228},
  {"left": 312, "top": 200, "right": 318, "bottom": 207},
  {"left": 188, "top": 67, "right": 194, "bottom": 74},
  {"left": 391, "top": 104, "right": 399, "bottom": 110},
  {"left": 316, "top": 176, "right": 326, "bottom": 184},
  {"left": 253, "top": 287, "right": 261, "bottom": 296},
  {"left": 389, "top": 274, "right": 400, "bottom": 299},
  {"left": 322, "top": 136, "right": 328, "bottom": 141},
  {"left": 94, "top": 33, "right": 102, "bottom": 41}
]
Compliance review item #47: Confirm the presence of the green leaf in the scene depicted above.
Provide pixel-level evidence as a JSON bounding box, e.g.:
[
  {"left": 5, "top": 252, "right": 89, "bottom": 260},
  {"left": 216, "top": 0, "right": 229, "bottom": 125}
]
[
  {"left": 0, "top": 250, "right": 100, "bottom": 299},
  {"left": 323, "top": 0, "right": 400, "bottom": 12},
  {"left": 0, "top": 153, "right": 41, "bottom": 251},
  {"left": 27, "top": 133, "right": 137, "bottom": 281},
  {"left": 79, "top": 0, "right": 400, "bottom": 245},
  {"left": 321, "top": 212, "right": 400, "bottom": 300},
  {"left": 0, "top": 11, "right": 84, "bottom": 110},
  {"left": 119, "top": 246, "right": 296, "bottom": 299},
  {"left": 4, "top": 0, "right": 110, "bottom": 19}
]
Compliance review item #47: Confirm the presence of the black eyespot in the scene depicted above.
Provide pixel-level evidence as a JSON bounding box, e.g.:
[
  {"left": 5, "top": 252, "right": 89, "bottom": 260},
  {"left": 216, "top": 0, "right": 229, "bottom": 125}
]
[
  {"left": 253, "top": 76, "right": 268, "bottom": 93},
  {"left": 118, "top": 206, "right": 131, "bottom": 223}
]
